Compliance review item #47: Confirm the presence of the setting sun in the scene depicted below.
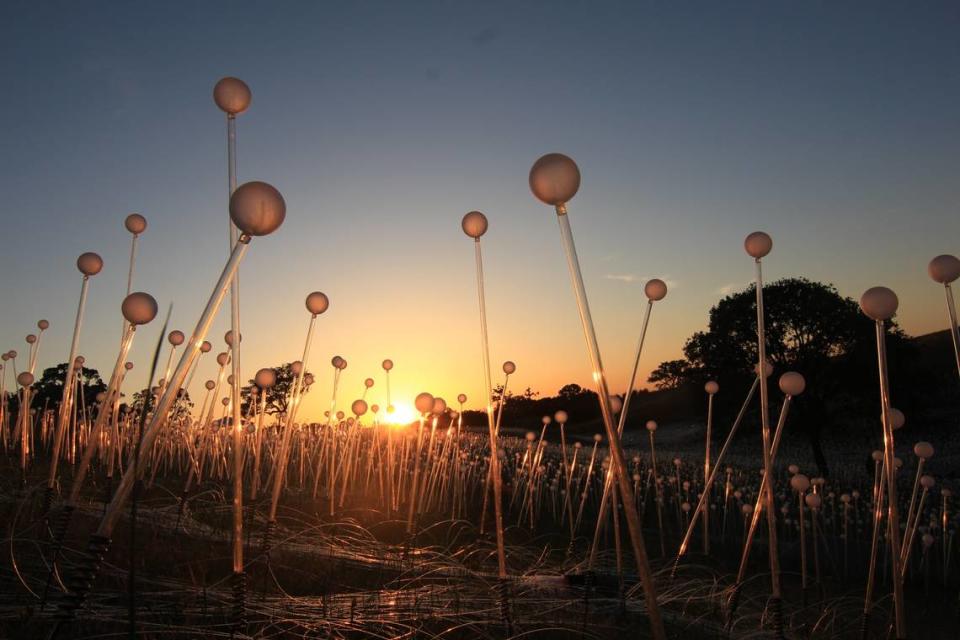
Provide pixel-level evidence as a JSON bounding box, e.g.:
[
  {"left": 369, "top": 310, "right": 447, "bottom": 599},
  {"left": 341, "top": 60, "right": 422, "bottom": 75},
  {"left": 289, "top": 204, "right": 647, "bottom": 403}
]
[{"left": 384, "top": 402, "right": 417, "bottom": 426}]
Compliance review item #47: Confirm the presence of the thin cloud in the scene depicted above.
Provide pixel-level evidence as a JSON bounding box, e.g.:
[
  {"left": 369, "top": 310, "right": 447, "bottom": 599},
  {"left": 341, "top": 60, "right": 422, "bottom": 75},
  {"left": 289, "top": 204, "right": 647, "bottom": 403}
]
[
  {"left": 716, "top": 281, "right": 751, "bottom": 296},
  {"left": 604, "top": 274, "right": 638, "bottom": 283}
]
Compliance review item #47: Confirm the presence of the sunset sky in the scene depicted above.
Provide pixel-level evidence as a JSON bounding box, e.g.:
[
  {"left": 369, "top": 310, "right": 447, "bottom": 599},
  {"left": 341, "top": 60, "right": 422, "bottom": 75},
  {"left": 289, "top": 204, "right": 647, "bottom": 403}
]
[{"left": 1, "top": 2, "right": 958, "bottom": 422}]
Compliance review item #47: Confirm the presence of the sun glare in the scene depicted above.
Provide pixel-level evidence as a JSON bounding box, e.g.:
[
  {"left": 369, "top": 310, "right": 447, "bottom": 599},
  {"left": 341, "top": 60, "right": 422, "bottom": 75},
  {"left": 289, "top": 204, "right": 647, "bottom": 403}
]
[{"left": 385, "top": 402, "right": 417, "bottom": 425}]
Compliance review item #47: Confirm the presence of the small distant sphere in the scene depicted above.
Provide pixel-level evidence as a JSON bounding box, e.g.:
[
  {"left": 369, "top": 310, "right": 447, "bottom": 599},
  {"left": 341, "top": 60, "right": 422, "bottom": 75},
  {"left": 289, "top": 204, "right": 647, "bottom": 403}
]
[
  {"left": 200, "top": 341, "right": 212, "bottom": 353},
  {"left": 216, "top": 352, "right": 230, "bottom": 366},
  {"left": 681, "top": 502, "right": 691, "bottom": 513},
  {"left": 922, "top": 533, "right": 935, "bottom": 548},
  {"left": 756, "top": 360, "right": 774, "bottom": 378},
  {"left": 290, "top": 361, "right": 303, "bottom": 375},
  {"left": 894, "top": 457, "right": 903, "bottom": 468},
  {"left": 336, "top": 411, "right": 345, "bottom": 420},
  {"left": 554, "top": 410, "right": 568, "bottom": 424},
  {"left": 222, "top": 397, "right": 231, "bottom": 406},
  {"left": 121, "top": 292, "right": 158, "bottom": 325},
  {"left": 124, "top": 361, "right": 133, "bottom": 370},
  {"left": 920, "top": 475, "right": 936, "bottom": 489},
  {"left": 859, "top": 286, "right": 898, "bottom": 321},
  {"left": 205, "top": 380, "right": 216, "bottom": 390},
  {"left": 17, "top": 371, "right": 34, "bottom": 387},
  {"left": 124, "top": 213, "right": 147, "bottom": 235},
  {"left": 574, "top": 442, "right": 582, "bottom": 450},
  {"left": 840, "top": 493, "right": 851, "bottom": 504},
  {"left": 227, "top": 374, "right": 235, "bottom": 385},
  {"left": 790, "top": 474, "right": 811, "bottom": 492},
  {"left": 432, "top": 397, "right": 447, "bottom": 414},
  {"left": 255, "top": 368, "right": 276, "bottom": 388},
  {"left": 609, "top": 395, "right": 623, "bottom": 414},
  {"left": 646, "top": 420, "right": 657, "bottom": 432},
  {"left": 224, "top": 330, "right": 241, "bottom": 346},
  {"left": 787, "top": 464, "right": 799, "bottom": 475},
  {"left": 673, "top": 457, "right": 682, "bottom": 467},
  {"left": 526, "top": 431, "right": 536, "bottom": 442},
  {"left": 542, "top": 415, "right": 552, "bottom": 425},
  {"left": 364, "top": 377, "right": 375, "bottom": 388},
  {"left": 168, "top": 330, "right": 185, "bottom": 346},
  {"left": 529, "top": 153, "right": 581, "bottom": 206},
  {"left": 306, "top": 291, "right": 329, "bottom": 315},
  {"left": 457, "top": 393, "right": 468, "bottom": 404},
  {"left": 415, "top": 392, "right": 435, "bottom": 414},
  {"left": 889, "top": 407, "right": 905, "bottom": 430},
  {"left": 77, "top": 252, "right": 104, "bottom": 276},
  {"left": 744, "top": 231, "right": 773, "bottom": 259},
  {"left": 303, "top": 373, "right": 314, "bottom": 386},
  {"left": 96, "top": 391, "right": 106, "bottom": 402},
  {"left": 928, "top": 254, "right": 960, "bottom": 284},
  {"left": 38, "top": 319, "right": 49, "bottom": 330},
  {"left": 386, "top": 404, "right": 395, "bottom": 414},
  {"left": 914, "top": 441, "right": 934, "bottom": 459},
  {"left": 502, "top": 361, "right": 516, "bottom": 375},
  {"left": 229, "top": 181, "right": 286, "bottom": 236},
  {"left": 871, "top": 450, "right": 884, "bottom": 462},
  {"left": 778, "top": 371, "right": 806, "bottom": 396},
  {"left": 371, "top": 404, "right": 380, "bottom": 413},
  {"left": 332, "top": 356, "right": 344, "bottom": 369},
  {"left": 382, "top": 359, "right": 394, "bottom": 371},
  {"left": 352, "top": 399, "right": 368, "bottom": 416},
  {"left": 742, "top": 504, "right": 754, "bottom": 515},
  {"left": 704, "top": 380, "right": 719, "bottom": 395},
  {"left": 461, "top": 211, "right": 489, "bottom": 239},
  {"left": 213, "top": 77, "right": 252, "bottom": 115},
  {"left": 805, "top": 493, "right": 822, "bottom": 509},
  {"left": 644, "top": 278, "right": 668, "bottom": 301},
  {"left": 26, "top": 334, "right": 36, "bottom": 344},
  {"left": 593, "top": 433, "right": 603, "bottom": 443}
]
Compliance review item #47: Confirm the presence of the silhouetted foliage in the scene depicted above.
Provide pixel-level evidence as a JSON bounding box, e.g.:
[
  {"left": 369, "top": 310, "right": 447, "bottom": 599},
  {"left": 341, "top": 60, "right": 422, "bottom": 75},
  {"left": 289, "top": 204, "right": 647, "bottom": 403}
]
[{"left": 240, "top": 362, "right": 312, "bottom": 417}]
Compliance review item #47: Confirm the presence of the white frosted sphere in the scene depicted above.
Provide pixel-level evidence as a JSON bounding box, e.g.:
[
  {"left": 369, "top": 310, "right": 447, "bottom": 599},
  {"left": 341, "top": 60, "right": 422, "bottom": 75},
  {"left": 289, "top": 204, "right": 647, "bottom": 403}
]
[
  {"left": 928, "top": 254, "right": 960, "bottom": 284},
  {"left": 168, "top": 330, "right": 185, "bottom": 346},
  {"left": 755, "top": 360, "right": 774, "bottom": 378},
  {"left": 37, "top": 319, "right": 49, "bottom": 330},
  {"left": 362, "top": 378, "right": 373, "bottom": 389},
  {"left": 526, "top": 431, "right": 536, "bottom": 442},
  {"left": 382, "top": 359, "right": 394, "bottom": 371},
  {"left": 121, "top": 292, "right": 158, "bottom": 325},
  {"left": 124, "top": 213, "right": 147, "bottom": 235},
  {"left": 352, "top": 399, "right": 368, "bottom": 416},
  {"left": 646, "top": 420, "right": 657, "bottom": 432},
  {"left": 744, "top": 231, "right": 772, "bottom": 259},
  {"left": 216, "top": 352, "right": 229, "bottom": 366},
  {"left": 787, "top": 464, "right": 799, "bottom": 474},
  {"left": 502, "top": 360, "right": 516, "bottom": 375},
  {"left": 871, "top": 450, "right": 884, "bottom": 462},
  {"left": 914, "top": 442, "right": 934, "bottom": 459},
  {"left": 123, "top": 361, "right": 133, "bottom": 370},
  {"left": 304, "top": 373, "right": 314, "bottom": 386},
  {"left": 859, "top": 286, "right": 898, "bottom": 321},
  {"left": 224, "top": 330, "right": 241, "bottom": 346},
  {"left": 542, "top": 415, "right": 552, "bottom": 425},
  {"left": 529, "top": 153, "right": 581, "bottom": 205},
  {"left": 461, "top": 211, "right": 489, "bottom": 239},
  {"left": 77, "top": 252, "right": 104, "bottom": 276},
  {"left": 644, "top": 278, "right": 668, "bottom": 301},
  {"left": 609, "top": 395, "right": 623, "bottom": 414},
  {"left": 432, "top": 397, "right": 447, "bottom": 414},
  {"left": 255, "top": 368, "right": 276, "bottom": 388},
  {"left": 922, "top": 533, "right": 935, "bottom": 548},
  {"left": 213, "top": 77, "right": 252, "bottom": 115},
  {"left": 805, "top": 493, "right": 822, "bottom": 509},
  {"left": 704, "top": 380, "right": 719, "bottom": 395},
  {"left": 371, "top": 404, "right": 380, "bottom": 413},
  {"left": 332, "top": 356, "right": 344, "bottom": 369},
  {"left": 457, "top": 393, "right": 467, "bottom": 404},
  {"left": 920, "top": 475, "right": 936, "bottom": 489},
  {"left": 290, "top": 361, "right": 303, "bottom": 375},
  {"left": 306, "top": 291, "right": 329, "bottom": 315},
  {"left": 229, "top": 181, "right": 286, "bottom": 236},
  {"left": 554, "top": 410, "right": 568, "bottom": 424},
  {"left": 593, "top": 433, "right": 603, "bottom": 443},
  {"left": 889, "top": 407, "right": 905, "bottom": 430},
  {"left": 790, "top": 474, "right": 810, "bottom": 492},
  {"left": 200, "top": 341, "right": 212, "bottom": 353},
  {"left": 17, "top": 371, "right": 34, "bottom": 387},
  {"left": 778, "top": 371, "right": 806, "bottom": 396},
  {"left": 205, "top": 380, "right": 216, "bottom": 391},
  {"left": 25, "top": 334, "right": 36, "bottom": 344},
  {"left": 742, "top": 504, "right": 754, "bottom": 515},
  {"left": 415, "top": 392, "right": 435, "bottom": 414}
]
